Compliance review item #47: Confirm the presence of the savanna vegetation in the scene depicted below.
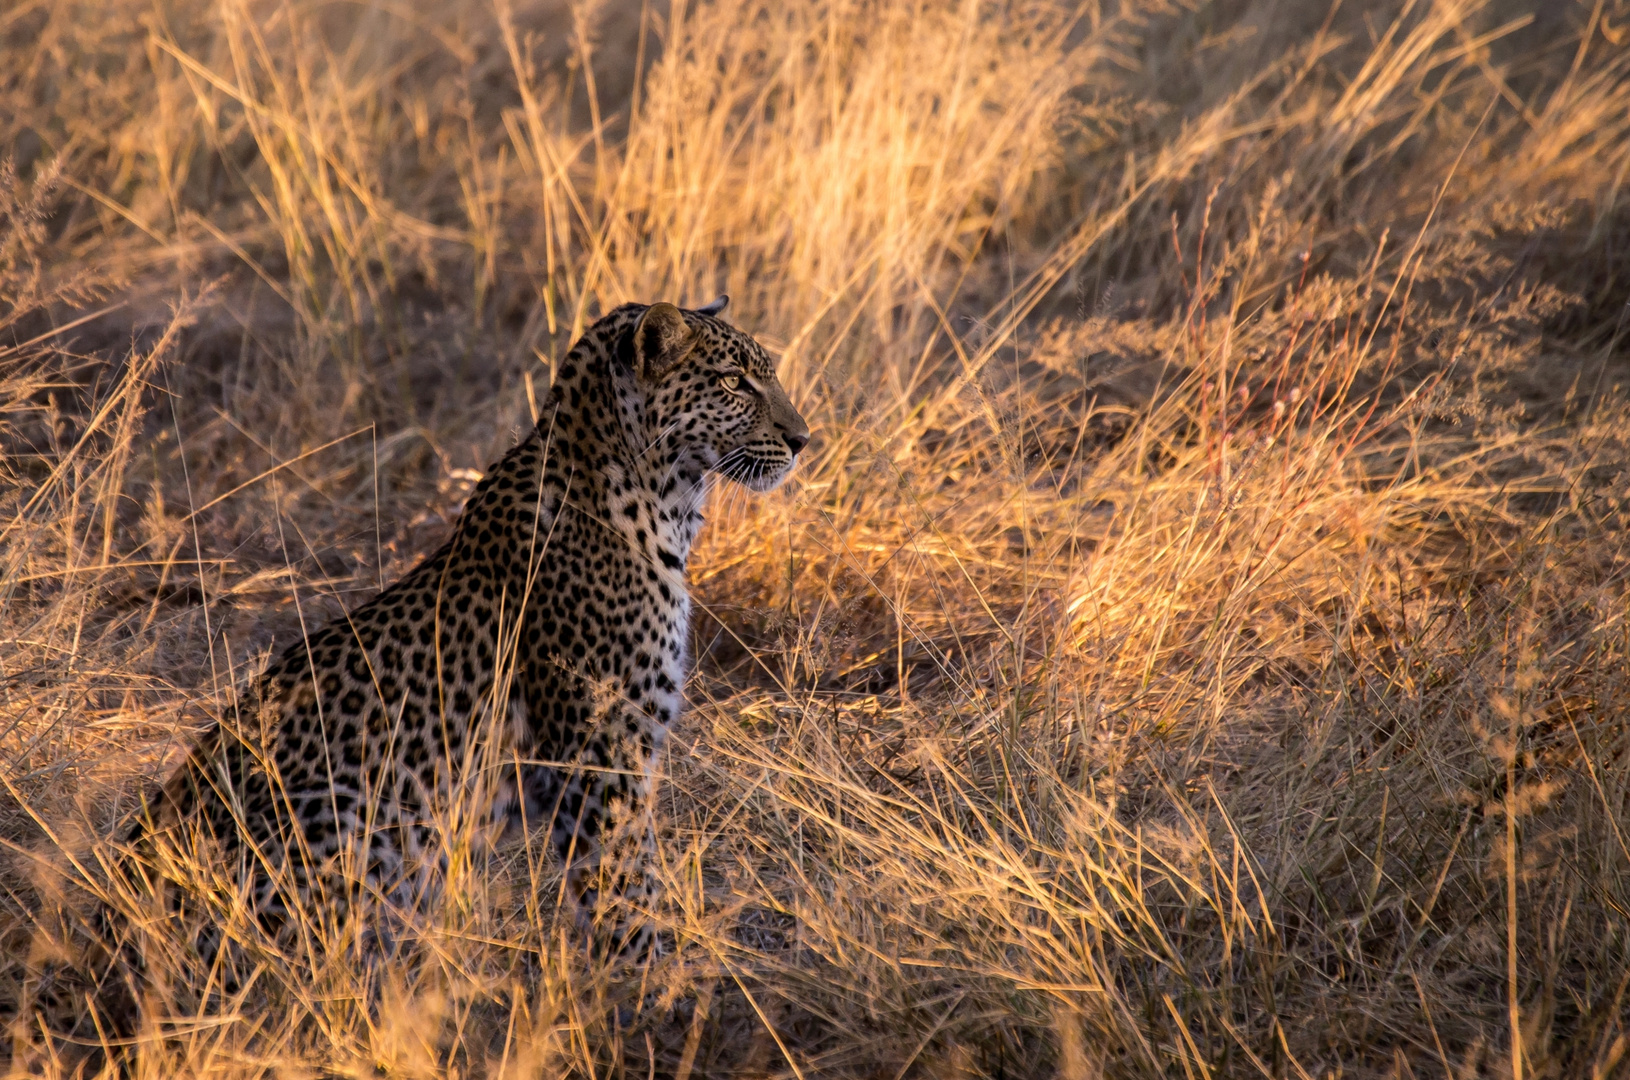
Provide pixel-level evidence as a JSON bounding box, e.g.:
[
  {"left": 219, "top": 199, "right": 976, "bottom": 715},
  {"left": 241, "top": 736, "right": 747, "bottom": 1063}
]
[{"left": 4, "top": 0, "right": 1630, "bottom": 1075}]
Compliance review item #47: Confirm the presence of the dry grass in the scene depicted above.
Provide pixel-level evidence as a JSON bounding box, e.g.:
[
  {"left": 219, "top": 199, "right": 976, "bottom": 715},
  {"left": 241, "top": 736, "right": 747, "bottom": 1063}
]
[{"left": 5, "top": 0, "right": 1630, "bottom": 1075}]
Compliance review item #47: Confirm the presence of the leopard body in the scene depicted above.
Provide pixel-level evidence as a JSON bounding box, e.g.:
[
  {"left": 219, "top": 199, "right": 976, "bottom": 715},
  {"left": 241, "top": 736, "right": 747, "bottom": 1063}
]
[
  {"left": 153, "top": 299, "right": 807, "bottom": 938},
  {"left": 16, "top": 299, "right": 807, "bottom": 1056}
]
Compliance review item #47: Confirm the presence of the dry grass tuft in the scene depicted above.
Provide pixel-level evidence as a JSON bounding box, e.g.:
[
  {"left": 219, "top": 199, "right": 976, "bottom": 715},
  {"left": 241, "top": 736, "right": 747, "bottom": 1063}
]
[{"left": 5, "top": 0, "right": 1630, "bottom": 1075}]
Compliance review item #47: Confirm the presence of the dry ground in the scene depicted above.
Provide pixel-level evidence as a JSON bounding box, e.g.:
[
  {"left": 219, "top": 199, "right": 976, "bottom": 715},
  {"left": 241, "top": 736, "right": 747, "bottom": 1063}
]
[{"left": 5, "top": 0, "right": 1630, "bottom": 1076}]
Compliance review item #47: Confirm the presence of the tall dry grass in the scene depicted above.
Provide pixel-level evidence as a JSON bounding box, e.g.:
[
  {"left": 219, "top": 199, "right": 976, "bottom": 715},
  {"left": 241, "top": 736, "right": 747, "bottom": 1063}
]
[{"left": 5, "top": 0, "right": 1630, "bottom": 1075}]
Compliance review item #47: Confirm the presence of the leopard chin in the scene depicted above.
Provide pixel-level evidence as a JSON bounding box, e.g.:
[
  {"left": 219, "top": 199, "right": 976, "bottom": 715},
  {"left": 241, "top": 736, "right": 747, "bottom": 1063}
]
[{"left": 720, "top": 452, "right": 797, "bottom": 492}]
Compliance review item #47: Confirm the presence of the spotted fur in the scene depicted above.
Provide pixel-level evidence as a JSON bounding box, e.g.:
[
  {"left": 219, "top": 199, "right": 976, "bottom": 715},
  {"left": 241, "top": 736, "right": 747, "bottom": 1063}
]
[
  {"left": 166, "top": 300, "right": 804, "bottom": 937},
  {"left": 20, "top": 300, "right": 808, "bottom": 1051}
]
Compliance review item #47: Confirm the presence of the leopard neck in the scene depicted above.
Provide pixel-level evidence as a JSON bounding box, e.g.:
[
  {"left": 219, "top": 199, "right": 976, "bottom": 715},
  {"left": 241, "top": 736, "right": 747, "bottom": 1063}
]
[{"left": 540, "top": 318, "right": 709, "bottom": 576}]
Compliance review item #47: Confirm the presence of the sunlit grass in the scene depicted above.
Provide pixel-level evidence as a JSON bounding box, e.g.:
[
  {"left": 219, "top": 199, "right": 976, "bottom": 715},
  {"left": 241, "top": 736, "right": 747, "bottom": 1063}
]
[{"left": 5, "top": 0, "right": 1630, "bottom": 1075}]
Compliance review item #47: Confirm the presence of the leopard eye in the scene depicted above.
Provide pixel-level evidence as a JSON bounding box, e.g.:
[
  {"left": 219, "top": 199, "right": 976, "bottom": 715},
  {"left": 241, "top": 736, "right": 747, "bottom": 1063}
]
[{"left": 720, "top": 373, "right": 743, "bottom": 392}]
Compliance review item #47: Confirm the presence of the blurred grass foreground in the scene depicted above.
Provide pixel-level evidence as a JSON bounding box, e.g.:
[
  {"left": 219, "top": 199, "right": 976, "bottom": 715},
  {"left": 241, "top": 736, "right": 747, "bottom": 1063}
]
[{"left": 5, "top": 0, "right": 1630, "bottom": 1075}]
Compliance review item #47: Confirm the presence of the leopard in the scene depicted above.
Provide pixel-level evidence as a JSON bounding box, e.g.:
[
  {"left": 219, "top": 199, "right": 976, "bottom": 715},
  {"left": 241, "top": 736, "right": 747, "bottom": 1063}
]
[{"left": 14, "top": 296, "right": 808, "bottom": 1055}]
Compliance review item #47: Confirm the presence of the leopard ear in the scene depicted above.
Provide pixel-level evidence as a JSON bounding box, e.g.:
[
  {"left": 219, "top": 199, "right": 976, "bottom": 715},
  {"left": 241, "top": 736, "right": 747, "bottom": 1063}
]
[
  {"left": 695, "top": 294, "right": 729, "bottom": 317},
  {"left": 633, "top": 302, "right": 696, "bottom": 383}
]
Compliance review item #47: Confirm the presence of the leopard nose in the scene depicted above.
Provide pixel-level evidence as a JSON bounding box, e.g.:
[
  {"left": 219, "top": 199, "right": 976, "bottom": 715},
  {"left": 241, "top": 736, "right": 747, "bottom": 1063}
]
[{"left": 782, "top": 430, "right": 809, "bottom": 455}]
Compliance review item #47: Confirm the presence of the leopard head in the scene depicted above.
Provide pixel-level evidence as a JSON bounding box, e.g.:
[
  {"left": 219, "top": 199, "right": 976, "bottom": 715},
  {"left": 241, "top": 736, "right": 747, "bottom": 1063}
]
[{"left": 631, "top": 298, "right": 810, "bottom": 494}]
